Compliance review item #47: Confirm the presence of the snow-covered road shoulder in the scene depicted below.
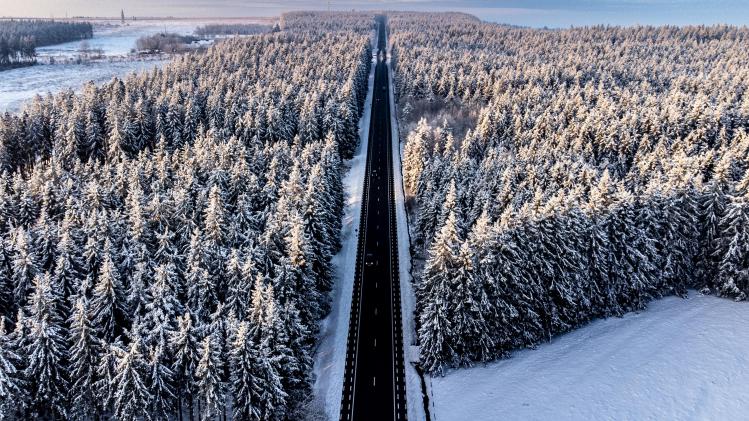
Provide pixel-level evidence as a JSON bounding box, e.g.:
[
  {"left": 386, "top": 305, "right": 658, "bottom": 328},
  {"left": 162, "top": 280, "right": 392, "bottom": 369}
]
[
  {"left": 431, "top": 293, "right": 749, "bottom": 421},
  {"left": 311, "top": 31, "right": 377, "bottom": 420},
  {"left": 388, "top": 36, "right": 426, "bottom": 421}
]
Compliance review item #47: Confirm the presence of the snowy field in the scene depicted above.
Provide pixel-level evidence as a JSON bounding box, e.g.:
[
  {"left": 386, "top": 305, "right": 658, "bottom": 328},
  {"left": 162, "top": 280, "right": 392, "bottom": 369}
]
[
  {"left": 0, "top": 61, "right": 165, "bottom": 113},
  {"left": 36, "top": 20, "right": 202, "bottom": 59},
  {"left": 430, "top": 292, "right": 749, "bottom": 421},
  {"left": 0, "top": 18, "right": 267, "bottom": 113}
]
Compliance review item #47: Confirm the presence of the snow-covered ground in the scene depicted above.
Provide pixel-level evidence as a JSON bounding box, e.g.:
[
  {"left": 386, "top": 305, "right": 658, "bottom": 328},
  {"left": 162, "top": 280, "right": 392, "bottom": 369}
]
[
  {"left": 312, "top": 30, "right": 377, "bottom": 420},
  {"left": 387, "top": 40, "right": 426, "bottom": 421},
  {"left": 430, "top": 292, "right": 749, "bottom": 421},
  {"left": 0, "top": 18, "right": 267, "bottom": 113},
  {"left": 36, "top": 20, "right": 202, "bottom": 59},
  {"left": 0, "top": 60, "right": 165, "bottom": 113}
]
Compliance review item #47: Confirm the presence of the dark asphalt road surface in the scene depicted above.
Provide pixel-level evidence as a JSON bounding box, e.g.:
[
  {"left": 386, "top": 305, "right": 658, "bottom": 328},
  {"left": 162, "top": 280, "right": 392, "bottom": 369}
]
[{"left": 339, "top": 16, "right": 408, "bottom": 421}]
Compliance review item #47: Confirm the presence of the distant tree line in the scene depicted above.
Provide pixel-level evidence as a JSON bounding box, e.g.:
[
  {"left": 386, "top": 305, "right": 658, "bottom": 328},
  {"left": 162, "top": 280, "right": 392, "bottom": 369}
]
[
  {"left": 0, "top": 19, "right": 92, "bottom": 68},
  {"left": 136, "top": 32, "right": 198, "bottom": 54},
  {"left": 194, "top": 23, "right": 272, "bottom": 37},
  {"left": 390, "top": 13, "right": 749, "bottom": 374},
  {"left": 0, "top": 12, "right": 372, "bottom": 419},
  {"left": 281, "top": 11, "right": 376, "bottom": 34}
]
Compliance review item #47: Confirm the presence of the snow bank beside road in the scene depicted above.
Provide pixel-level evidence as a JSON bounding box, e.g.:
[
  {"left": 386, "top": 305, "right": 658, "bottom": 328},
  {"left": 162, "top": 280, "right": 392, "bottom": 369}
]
[
  {"left": 388, "top": 34, "right": 427, "bottom": 421},
  {"left": 431, "top": 293, "right": 749, "bottom": 421}
]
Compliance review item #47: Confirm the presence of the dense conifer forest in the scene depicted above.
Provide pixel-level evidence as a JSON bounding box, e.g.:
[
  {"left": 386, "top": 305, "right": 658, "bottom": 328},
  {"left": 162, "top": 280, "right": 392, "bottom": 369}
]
[
  {"left": 194, "top": 23, "right": 272, "bottom": 37},
  {"left": 0, "top": 20, "right": 93, "bottom": 68},
  {"left": 391, "top": 13, "right": 749, "bottom": 374},
  {"left": 2, "top": 7, "right": 748, "bottom": 417},
  {"left": 0, "top": 12, "right": 371, "bottom": 419}
]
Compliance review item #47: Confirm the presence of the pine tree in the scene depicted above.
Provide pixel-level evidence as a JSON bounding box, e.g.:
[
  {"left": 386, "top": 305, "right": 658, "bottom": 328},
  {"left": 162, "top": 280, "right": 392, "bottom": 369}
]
[
  {"left": 186, "top": 229, "right": 216, "bottom": 322},
  {"left": 31, "top": 210, "right": 57, "bottom": 271},
  {"left": 609, "top": 190, "right": 656, "bottom": 312},
  {"left": 0, "top": 319, "right": 23, "bottom": 419},
  {"left": 170, "top": 312, "right": 200, "bottom": 421},
  {"left": 112, "top": 339, "right": 150, "bottom": 420},
  {"left": 450, "top": 241, "right": 494, "bottom": 365},
  {"left": 23, "top": 273, "right": 69, "bottom": 418},
  {"left": 229, "top": 320, "right": 259, "bottom": 420},
  {"left": 94, "top": 342, "right": 118, "bottom": 415},
  {"left": 195, "top": 332, "right": 226, "bottom": 420},
  {"left": 204, "top": 185, "right": 226, "bottom": 245},
  {"left": 52, "top": 226, "right": 84, "bottom": 302},
  {"left": 403, "top": 118, "right": 430, "bottom": 194},
  {"left": 225, "top": 249, "right": 250, "bottom": 320},
  {"left": 90, "top": 251, "right": 125, "bottom": 342},
  {"left": 266, "top": 289, "right": 307, "bottom": 411},
  {"left": 281, "top": 212, "right": 321, "bottom": 325},
  {"left": 147, "top": 341, "right": 176, "bottom": 420},
  {"left": 301, "top": 164, "right": 335, "bottom": 291},
  {"left": 254, "top": 333, "right": 288, "bottom": 420},
  {"left": 418, "top": 210, "right": 462, "bottom": 373},
  {"left": 0, "top": 239, "right": 13, "bottom": 318},
  {"left": 716, "top": 188, "right": 749, "bottom": 300},
  {"left": 203, "top": 186, "right": 227, "bottom": 298},
  {"left": 143, "top": 263, "right": 181, "bottom": 347},
  {"left": 248, "top": 284, "right": 290, "bottom": 419},
  {"left": 11, "top": 228, "right": 39, "bottom": 307},
  {"left": 126, "top": 261, "right": 149, "bottom": 318},
  {"left": 699, "top": 181, "right": 728, "bottom": 289},
  {"left": 68, "top": 298, "right": 100, "bottom": 420}
]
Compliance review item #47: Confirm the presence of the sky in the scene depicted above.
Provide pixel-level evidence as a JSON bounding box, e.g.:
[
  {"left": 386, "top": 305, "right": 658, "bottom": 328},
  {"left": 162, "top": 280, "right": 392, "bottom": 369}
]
[{"left": 1, "top": 0, "right": 748, "bottom": 27}]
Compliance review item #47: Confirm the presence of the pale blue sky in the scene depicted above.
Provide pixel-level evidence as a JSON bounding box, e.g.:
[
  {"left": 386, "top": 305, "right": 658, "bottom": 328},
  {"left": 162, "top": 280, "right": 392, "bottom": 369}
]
[{"left": 1, "top": 0, "right": 748, "bottom": 27}]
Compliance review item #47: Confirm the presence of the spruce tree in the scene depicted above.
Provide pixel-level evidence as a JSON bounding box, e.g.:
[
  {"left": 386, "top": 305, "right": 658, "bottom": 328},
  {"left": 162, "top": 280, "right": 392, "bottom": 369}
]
[
  {"left": 716, "top": 188, "right": 749, "bottom": 300},
  {"left": 90, "top": 251, "right": 125, "bottom": 342},
  {"left": 0, "top": 239, "right": 13, "bottom": 318},
  {"left": 450, "top": 241, "right": 494, "bottom": 365},
  {"left": 170, "top": 312, "right": 200, "bottom": 421},
  {"left": 195, "top": 333, "right": 226, "bottom": 420},
  {"left": 23, "top": 273, "right": 69, "bottom": 418},
  {"left": 229, "top": 321, "right": 258, "bottom": 420},
  {"left": 0, "top": 319, "right": 23, "bottom": 419},
  {"left": 147, "top": 341, "right": 176, "bottom": 420},
  {"left": 11, "top": 228, "right": 39, "bottom": 307},
  {"left": 68, "top": 298, "right": 100, "bottom": 420},
  {"left": 112, "top": 339, "right": 150, "bottom": 420},
  {"left": 418, "top": 210, "right": 462, "bottom": 373},
  {"left": 52, "top": 226, "right": 84, "bottom": 302}
]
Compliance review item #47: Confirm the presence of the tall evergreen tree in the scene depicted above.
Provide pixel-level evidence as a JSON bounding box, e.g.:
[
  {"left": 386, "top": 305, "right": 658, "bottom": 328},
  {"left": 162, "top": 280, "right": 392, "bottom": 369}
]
[
  {"left": 716, "top": 188, "right": 749, "bottom": 300},
  {"left": 195, "top": 332, "right": 226, "bottom": 420},
  {"left": 418, "top": 210, "right": 462, "bottom": 374},
  {"left": 23, "top": 273, "right": 69, "bottom": 418},
  {"left": 68, "top": 298, "right": 99, "bottom": 420},
  {"left": 10, "top": 228, "right": 39, "bottom": 307},
  {"left": 170, "top": 312, "right": 200, "bottom": 421},
  {"left": 0, "top": 319, "right": 23, "bottom": 419},
  {"left": 112, "top": 339, "right": 150, "bottom": 420},
  {"left": 90, "top": 251, "right": 125, "bottom": 342}
]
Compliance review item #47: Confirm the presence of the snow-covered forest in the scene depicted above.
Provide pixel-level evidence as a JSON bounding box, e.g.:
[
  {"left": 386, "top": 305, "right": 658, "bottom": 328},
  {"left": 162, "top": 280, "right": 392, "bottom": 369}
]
[
  {"left": 391, "top": 13, "right": 749, "bottom": 374},
  {"left": 194, "top": 23, "right": 273, "bottom": 37},
  {"left": 0, "top": 12, "right": 371, "bottom": 419}
]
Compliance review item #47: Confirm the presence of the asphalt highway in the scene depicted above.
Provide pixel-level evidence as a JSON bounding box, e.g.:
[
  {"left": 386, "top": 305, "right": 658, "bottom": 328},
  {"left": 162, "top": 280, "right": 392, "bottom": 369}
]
[{"left": 339, "top": 15, "right": 408, "bottom": 421}]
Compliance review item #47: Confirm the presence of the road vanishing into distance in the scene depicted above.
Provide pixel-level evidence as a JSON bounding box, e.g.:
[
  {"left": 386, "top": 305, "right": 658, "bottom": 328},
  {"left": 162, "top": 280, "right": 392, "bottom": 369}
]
[{"left": 339, "top": 16, "right": 408, "bottom": 421}]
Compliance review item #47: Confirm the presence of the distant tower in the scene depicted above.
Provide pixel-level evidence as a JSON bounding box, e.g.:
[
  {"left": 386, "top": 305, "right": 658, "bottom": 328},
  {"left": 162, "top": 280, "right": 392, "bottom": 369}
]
[
  {"left": 121, "top": 9, "right": 125, "bottom": 24},
  {"left": 328, "top": 0, "right": 331, "bottom": 13}
]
